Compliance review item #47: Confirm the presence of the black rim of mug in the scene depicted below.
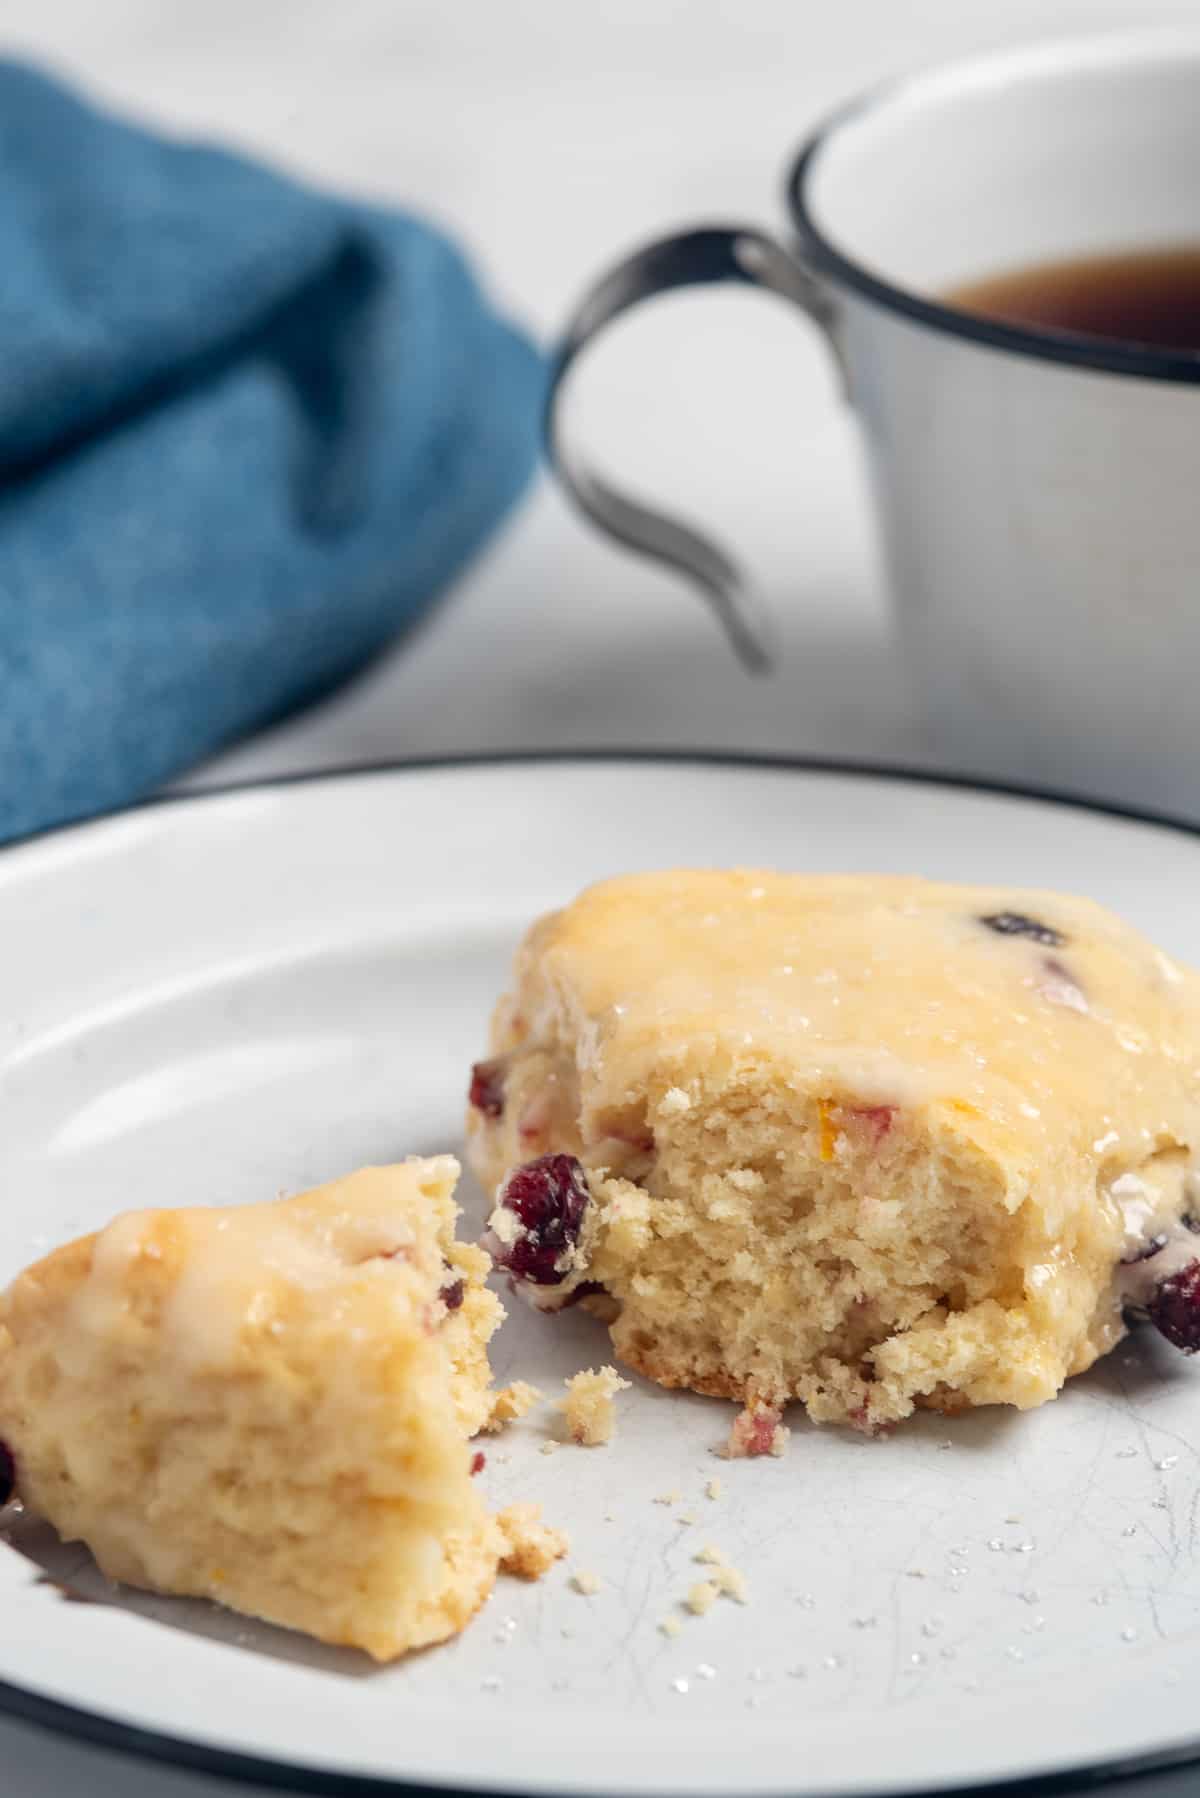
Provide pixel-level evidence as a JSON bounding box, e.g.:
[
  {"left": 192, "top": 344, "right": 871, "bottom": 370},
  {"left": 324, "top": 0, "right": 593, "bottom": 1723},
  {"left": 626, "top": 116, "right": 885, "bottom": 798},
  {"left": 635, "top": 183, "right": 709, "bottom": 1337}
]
[
  {"left": 3, "top": 747, "right": 1200, "bottom": 1795},
  {"left": 786, "top": 70, "right": 1200, "bottom": 385}
]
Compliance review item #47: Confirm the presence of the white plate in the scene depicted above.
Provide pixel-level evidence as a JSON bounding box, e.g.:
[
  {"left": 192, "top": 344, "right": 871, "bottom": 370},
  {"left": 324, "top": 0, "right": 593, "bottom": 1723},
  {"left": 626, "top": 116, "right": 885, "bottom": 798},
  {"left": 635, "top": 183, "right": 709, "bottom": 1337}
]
[{"left": 4, "top": 755, "right": 1200, "bottom": 1797}]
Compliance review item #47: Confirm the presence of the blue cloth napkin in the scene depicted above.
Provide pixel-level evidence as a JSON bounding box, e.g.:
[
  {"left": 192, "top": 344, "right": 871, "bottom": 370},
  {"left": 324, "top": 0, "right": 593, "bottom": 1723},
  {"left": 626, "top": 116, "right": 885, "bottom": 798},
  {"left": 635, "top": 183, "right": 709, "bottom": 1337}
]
[{"left": 0, "top": 62, "right": 545, "bottom": 844}]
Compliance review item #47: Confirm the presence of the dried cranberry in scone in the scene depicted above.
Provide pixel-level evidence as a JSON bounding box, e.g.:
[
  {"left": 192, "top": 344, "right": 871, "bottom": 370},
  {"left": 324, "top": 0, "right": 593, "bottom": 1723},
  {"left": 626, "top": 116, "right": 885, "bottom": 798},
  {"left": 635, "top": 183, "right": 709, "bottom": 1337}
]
[
  {"left": 484, "top": 1154, "right": 592, "bottom": 1306},
  {"left": 979, "top": 911, "right": 1066, "bottom": 946},
  {"left": 1147, "top": 1259, "right": 1200, "bottom": 1353},
  {"left": 468, "top": 1057, "right": 508, "bottom": 1119},
  {"left": 845, "top": 1105, "right": 897, "bottom": 1145},
  {"left": 1038, "top": 956, "right": 1089, "bottom": 1014}
]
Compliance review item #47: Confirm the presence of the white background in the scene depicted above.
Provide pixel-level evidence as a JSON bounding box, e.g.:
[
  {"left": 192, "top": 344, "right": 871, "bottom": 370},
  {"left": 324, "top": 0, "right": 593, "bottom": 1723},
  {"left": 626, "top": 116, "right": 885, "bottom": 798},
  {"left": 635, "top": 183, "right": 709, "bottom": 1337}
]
[{"left": 4, "top": 2, "right": 1200, "bottom": 1791}]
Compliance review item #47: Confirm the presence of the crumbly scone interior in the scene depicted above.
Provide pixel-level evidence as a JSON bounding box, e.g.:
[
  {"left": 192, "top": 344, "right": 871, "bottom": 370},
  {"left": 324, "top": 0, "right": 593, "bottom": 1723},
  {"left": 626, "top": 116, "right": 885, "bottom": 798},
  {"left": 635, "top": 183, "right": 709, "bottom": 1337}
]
[
  {"left": 477, "top": 1046, "right": 1165, "bottom": 1425},
  {"left": 589, "top": 1088, "right": 1173, "bottom": 1425}
]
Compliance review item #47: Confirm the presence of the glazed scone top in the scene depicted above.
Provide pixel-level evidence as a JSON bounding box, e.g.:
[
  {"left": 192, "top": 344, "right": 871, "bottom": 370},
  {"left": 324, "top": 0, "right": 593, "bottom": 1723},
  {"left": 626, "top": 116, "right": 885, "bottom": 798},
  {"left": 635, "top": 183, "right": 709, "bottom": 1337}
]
[
  {"left": 509, "top": 871, "right": 1200, "bottom": 1188},
  {"left": 59, "top": 1157, "right": 472, "bottom": 1378}
]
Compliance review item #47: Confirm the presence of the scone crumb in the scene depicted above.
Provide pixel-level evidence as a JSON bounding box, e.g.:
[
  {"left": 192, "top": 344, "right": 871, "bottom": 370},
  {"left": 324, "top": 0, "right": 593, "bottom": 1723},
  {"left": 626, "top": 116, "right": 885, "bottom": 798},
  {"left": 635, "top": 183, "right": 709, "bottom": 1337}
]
[
  {"left": 687, "top": 1581, "right": 719, "bottom": 1616},
  {"left": 720, "top": 1403, "right": 790, "bottom": 1460},
  {"left": 694, "top": 1543, "right": 725, "bottom": 1565},
  {"left": 706, "top": 1478, "right": 723, "bottom": 1500},
  {"left": 659, "top": 1615, "right": 682, "bottom": 1638},
  {"left": 481, "top": 1381, "right": 543, "bottom": 1434},
  {"left": 572, "top": 1570, "right": 601, "bottom": 1596},
  {"left": 727, "top": 1168, "right": 764, "bottom": 1193},
  {"left": 558, "top": 1366, "right": 631, "bottom": 1446},
  {"left": 496, "top": 1505, "right": 568, "bottom": 1581},
  {"left": 540, "top": 1440, "right": 559, "bottom": 1456},
  {"left": 654, "top": 1490, "right": 683, "bottom": 1505},
  {"left": 713, "top": 1564, "right": 748, "bottom": 1603}
]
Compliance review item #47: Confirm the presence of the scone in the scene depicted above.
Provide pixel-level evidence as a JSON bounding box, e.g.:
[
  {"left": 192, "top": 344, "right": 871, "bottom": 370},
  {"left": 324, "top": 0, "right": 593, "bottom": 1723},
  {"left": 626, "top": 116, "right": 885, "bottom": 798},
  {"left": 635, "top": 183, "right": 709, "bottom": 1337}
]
[
  {"left": 466, "top": 871, "right": 1200, "bottom": 1430},
  {"left": 0, "top": 1159, "right": 510, "bottom": 1659}
]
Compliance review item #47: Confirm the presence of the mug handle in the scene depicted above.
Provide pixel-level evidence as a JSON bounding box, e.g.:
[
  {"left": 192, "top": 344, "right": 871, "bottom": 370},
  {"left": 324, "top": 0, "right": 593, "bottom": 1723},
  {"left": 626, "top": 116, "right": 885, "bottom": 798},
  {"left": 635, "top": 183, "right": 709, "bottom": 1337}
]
[{"left": 546, "top": 226, "right": 838, "bottom": 674}]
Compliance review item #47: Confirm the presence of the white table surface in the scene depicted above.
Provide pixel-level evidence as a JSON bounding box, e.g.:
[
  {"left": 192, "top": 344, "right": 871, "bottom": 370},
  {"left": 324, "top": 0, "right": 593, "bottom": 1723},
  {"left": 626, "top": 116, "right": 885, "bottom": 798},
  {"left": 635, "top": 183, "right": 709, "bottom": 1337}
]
[{"left": 5, "top": 1, "right": 1200, "bottom": 1791}]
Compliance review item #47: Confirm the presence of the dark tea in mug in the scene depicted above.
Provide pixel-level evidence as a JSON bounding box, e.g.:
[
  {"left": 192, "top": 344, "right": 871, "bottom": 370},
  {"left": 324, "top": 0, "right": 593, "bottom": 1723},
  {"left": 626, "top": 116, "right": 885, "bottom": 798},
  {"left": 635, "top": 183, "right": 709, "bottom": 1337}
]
[{"left": 945, "top": 245, "right": 1200, "bottom": 350}]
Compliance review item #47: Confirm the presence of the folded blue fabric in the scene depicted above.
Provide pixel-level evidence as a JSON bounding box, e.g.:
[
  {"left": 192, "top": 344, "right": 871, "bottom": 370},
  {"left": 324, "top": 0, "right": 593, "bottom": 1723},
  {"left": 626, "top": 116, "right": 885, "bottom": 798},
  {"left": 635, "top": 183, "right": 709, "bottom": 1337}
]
[{"left": 0, "top": 62, "right": 545, "bottom": 844}]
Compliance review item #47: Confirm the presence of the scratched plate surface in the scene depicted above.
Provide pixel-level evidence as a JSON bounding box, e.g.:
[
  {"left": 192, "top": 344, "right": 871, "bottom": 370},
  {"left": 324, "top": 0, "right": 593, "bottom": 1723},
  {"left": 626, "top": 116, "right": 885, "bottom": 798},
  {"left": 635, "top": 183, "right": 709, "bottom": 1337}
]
[{"left": 3, "top": 758, "right": 1200, "bottom": 1796}]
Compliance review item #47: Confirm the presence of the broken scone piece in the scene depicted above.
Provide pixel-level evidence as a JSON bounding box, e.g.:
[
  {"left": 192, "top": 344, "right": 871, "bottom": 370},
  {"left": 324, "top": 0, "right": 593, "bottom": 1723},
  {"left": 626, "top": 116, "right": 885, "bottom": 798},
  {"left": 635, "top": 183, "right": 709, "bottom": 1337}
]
[
  {"left": 481, "top": 1379, "right": 543, "bottom": 1434},
  {"left": 559, "top": 1366, "right": 630, "bottom": 1445},
  {"left": 0, "top": 1158, "right": 561, "bottom": 1660},
  {"left": 722, "top": 1402, "right": 790, "bottom": 1460},
  {"left": 496, "top": 1503, "right": 569, "bottom": 1578},
  {"left": 469, "top": 871, "right": 1200, "bottom": 1430}
]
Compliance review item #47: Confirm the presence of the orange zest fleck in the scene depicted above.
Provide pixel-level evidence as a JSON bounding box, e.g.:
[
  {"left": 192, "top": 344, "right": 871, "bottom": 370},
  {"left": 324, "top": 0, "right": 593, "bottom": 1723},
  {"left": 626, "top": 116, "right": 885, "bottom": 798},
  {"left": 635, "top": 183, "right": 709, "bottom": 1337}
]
[{"left": 817, "top": 1098, "right": 838, "bottom": 1162}]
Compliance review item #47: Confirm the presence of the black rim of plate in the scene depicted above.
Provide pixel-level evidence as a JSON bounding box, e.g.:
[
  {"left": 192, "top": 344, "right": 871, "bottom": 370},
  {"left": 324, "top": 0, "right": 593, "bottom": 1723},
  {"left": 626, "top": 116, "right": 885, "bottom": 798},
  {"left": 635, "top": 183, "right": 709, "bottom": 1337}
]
[
  {"left": 4, "top": 747, "right": 1200, "bottom": 1798},
  {"left": 785, "top": 71, "right": 1200, "bottom": 387}
]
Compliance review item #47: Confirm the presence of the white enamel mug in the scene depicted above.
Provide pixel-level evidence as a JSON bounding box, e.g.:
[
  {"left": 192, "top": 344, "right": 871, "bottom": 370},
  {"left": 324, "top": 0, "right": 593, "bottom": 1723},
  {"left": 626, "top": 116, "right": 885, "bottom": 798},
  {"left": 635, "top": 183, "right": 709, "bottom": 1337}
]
[{"left": 548, "top": 34, "right": 1200, "bottom": 816}]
